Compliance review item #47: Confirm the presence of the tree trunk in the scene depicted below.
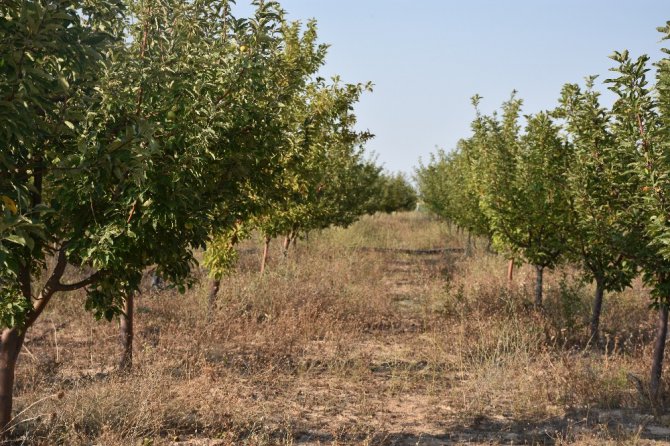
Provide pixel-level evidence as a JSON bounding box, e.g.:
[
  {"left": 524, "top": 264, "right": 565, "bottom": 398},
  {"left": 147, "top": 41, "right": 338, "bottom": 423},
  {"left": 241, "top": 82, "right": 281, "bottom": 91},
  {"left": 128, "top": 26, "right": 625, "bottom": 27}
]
[
  {"left": 119, "top": 294, "right": 134, "bottom": 371},
  {"left": 650, "top": 303, "right": 669, "bottom": 411},
  {"left": 507, "top": 259, "right": 514, "bottom": 284},
  {"left": 0, "top": 244, "right": 86, "bottom": 435},
  {"left": 534, "top": 265, "right": 544, "bottom": 308},
  {"left": 260, "top": 236, "right": 270, "bottom": 274},
  {"left": 465, "top": 232, "right": 472, "bottom": 256},
  {"left": 207, "top": 278, "right": 221, "bottom": 315},
  {"left": 0, "top": 328, "right": 24, "bottom": 435},
  {"left": 282, "top": 234, "right": 291, "bottom": 259},
  {"left": 0, "top": 265, "right": 32, "bottom": 435},
  {"left": 589, "top": 278, "right": 605, "bottom": 345}
]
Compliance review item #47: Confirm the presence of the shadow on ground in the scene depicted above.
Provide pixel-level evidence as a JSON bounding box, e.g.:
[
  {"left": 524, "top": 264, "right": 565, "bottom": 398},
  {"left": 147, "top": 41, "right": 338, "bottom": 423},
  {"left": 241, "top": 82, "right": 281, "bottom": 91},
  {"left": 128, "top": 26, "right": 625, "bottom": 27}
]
[{"left": 288, "top": 409, "right": 670, "bottom": 445}]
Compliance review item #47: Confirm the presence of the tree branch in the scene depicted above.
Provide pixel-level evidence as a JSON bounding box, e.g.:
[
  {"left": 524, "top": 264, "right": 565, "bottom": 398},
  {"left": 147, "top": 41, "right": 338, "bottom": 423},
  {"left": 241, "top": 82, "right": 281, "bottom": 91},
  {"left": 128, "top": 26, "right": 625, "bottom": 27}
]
[
  {"left": 23, "top": 243, "right": 69, "bottom": 329},
  {"left": 54, "top": 271, "right": 102, "bottom": 292}
]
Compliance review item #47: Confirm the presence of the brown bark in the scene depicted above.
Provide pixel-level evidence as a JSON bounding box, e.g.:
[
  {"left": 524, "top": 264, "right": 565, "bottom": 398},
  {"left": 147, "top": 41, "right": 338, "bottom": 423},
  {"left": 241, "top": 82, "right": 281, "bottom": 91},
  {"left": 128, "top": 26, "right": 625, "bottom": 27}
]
[
  {"left": 282, "top": 234, "right": 291, "bottom": 258},
  {"left": 650, "top": 303, "right": 669, "bottom": 411},
  {"left": 0, "top": 265, "right": 43, "bottom": 435},
  {"left": 534, "top": 265, "right": 544, "bottom": 308},
  {"left": 589, "top": 278, "right": 605, "bottom": 345},
  {"left": 119, "top": 294, "right": 134, "bottom": 371},
  {"left": 260, "top": 236, "right": 271, "bottom": 274},
  {"left": 207, "top": 278, "right": 221, "bottom": 315},
  {"left": 0, "top": 243, "right": 92, "bottom": 434},
  {"left": 17, "top": 265, "right": 31, "bottom": 302},
  {"left": 0, "top": 328, "right": 24, "bottom": 435},
  {"left": 507, "top": 259, "right": 514, "bottom": 284}
]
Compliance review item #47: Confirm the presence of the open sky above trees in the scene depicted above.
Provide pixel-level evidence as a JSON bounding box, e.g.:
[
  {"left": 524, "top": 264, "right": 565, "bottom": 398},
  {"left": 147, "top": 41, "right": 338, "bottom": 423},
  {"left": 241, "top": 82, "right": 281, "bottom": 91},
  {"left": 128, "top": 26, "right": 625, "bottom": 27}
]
[{"left": 236, "top": 0, "right": 667, "bottom": 175}]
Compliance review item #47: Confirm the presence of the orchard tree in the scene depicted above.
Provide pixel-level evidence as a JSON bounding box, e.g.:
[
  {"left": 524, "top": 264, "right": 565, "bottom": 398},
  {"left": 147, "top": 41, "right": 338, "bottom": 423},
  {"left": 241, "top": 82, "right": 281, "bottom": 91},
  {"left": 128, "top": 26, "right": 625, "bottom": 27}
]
[
  {"left": 201, "top": 14, "right": 329, "bottom": 297},
  {"left": 299, "top": 80, "right": 378, "bottom": 232},
  {"left": 555, "top": 80, "right": 639, "bottom": 344},
  {"left": 202, "top": 222, "right": 247, "bottom": 310},
  {"left": 255, "top": 79, "right": 377, "bottom": 270},
  {"left": 606, "top": 39, "right": 670, "bottom": 409},
  {"left": 109, "top": 0, "right": 315, "bottom": 370},
  {"left": 452, "top": 139, "right": 491, "bottom": 251},
  {"left": 0, "top": 0, "right": 133, "bottom": 429},
  {"left": 473, "top": 95, "right": 572, "bottom": 306}
]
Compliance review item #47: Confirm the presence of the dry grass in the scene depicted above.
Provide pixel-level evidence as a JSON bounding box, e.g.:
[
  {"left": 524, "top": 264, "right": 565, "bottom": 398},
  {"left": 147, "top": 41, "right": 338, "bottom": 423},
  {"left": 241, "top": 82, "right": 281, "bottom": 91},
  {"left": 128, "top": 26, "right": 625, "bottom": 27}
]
[{"left": 8, "top": 212, "right": 670, "bottom": 445}]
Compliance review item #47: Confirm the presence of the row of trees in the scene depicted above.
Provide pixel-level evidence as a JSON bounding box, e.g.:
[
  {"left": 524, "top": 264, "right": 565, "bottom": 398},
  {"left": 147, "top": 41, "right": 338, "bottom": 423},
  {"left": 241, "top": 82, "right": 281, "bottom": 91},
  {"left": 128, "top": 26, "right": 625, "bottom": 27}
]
[
  {"left": 417, "top": 23, "right": 670, "bottom": 410},
  {"left": 0, "top": 0, "right": 412, "bottom": 434}
]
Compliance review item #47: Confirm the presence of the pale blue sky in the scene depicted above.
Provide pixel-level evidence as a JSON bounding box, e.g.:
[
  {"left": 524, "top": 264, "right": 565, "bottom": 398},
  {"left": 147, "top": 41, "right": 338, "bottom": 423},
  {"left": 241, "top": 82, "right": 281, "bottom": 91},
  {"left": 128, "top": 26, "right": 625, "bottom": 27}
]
[{"left": 235, "top": 1, "right": 668, "bottom": 175}]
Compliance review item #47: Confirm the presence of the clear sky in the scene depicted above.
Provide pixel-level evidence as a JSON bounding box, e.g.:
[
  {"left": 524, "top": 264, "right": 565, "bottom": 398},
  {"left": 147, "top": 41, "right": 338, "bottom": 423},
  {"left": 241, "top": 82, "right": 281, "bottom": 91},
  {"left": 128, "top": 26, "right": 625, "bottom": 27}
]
[{"left": 235, "top": 1, "right": 669, "bottom": 176}]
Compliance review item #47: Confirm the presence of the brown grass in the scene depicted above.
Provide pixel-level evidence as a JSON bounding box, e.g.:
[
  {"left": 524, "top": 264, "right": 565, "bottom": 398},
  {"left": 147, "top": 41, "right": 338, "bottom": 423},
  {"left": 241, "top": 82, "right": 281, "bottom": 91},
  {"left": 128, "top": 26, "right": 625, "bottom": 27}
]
[{"left": 8, "top": 212, "right": 670, "bottom": 445}]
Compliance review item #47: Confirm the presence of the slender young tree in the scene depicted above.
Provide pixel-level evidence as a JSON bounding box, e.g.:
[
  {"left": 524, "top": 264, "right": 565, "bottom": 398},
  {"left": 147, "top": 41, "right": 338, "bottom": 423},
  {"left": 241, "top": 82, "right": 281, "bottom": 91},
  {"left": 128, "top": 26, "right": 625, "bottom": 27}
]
[
  {"left": 472, "top": 95, "right": 572, "bottom": 306},
  {"left": 555, "top": 80, "right": 639, "bottom": 344},
  {"left": 415, "top": 151, "right": 453, "bottom": 222},
  {"left": 202, "top": 223, "right": 246, "bottom": 313},
  {"left": 606, "top": 41, "right": 670, "bottom": 409}
]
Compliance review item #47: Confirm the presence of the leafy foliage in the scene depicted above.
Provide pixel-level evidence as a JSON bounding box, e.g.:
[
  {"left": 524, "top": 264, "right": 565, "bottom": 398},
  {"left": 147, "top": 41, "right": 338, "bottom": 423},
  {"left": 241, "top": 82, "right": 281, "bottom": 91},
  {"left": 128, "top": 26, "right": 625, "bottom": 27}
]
[
  {"left": 253, "top": 78, "right": 378, "bottom": 242},
  {"left": 369, "top": 172, "right": 417, "bottom": 214},
  {"left": 472, "top": 97, "right": 572, "bottom": 270},
  {"left": 416, "top": 142, "right": 489, "bottom": 237},
  {"left": 554, "top": 79, "right": 638, "bottom": 294},
  {"left": 0, "top": 0, "right": 378, "bottom": 323}
]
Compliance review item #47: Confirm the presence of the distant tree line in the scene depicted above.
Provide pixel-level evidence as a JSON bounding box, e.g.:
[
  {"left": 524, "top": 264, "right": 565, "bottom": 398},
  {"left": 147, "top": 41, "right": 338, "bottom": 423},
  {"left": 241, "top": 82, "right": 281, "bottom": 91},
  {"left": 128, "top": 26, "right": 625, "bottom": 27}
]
[{"left": 367, "top": 172, "right": 417, "bottom": 214}]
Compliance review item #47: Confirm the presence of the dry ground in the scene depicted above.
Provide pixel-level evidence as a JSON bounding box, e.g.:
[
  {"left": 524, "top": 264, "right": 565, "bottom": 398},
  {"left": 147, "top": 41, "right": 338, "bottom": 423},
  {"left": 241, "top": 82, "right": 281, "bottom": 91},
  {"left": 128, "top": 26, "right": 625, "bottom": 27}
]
[{"left": 8, "top": 212, "right": 670, "bottom": 445}]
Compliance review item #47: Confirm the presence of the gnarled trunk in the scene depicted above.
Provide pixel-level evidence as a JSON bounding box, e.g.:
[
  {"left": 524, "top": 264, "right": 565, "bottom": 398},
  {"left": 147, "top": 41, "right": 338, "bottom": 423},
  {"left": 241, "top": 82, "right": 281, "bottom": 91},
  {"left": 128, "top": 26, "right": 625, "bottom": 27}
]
[
  {"left": 534, "top": 265, "right": 544, "bottom": 308},
  {"left": 507, "top": 259, "right": 514, "bottom": 284},
  {"left": 651, "top": 303, "right": 669, "bottom": 411},
  {"left": 119, "top": 294, "right": 134, "bottom": 371},
  {"left": 589, "top": 277, "right": 605, "bottom": 345}
]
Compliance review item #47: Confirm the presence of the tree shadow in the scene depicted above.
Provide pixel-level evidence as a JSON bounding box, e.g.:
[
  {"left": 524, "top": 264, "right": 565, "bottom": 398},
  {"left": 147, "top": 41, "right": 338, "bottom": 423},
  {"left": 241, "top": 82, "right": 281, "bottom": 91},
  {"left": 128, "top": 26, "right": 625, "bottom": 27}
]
[{"left": 292, "top": 409, "right": 670, "bottom": 445}]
